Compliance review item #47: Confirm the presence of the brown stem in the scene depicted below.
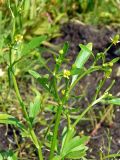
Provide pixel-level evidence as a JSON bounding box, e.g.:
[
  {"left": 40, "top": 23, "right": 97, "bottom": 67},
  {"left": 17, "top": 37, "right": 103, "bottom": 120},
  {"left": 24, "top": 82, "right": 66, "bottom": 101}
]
[{"left": 91, "top": 105, "right": 113, "bottom": 136}]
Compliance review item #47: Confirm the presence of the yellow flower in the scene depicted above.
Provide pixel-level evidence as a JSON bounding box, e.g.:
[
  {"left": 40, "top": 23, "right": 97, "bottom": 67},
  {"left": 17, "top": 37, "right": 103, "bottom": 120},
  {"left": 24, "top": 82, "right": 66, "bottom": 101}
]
[
  {"left": 63, "top": 69, "right": 71, "bottom": 79},
  {"left": 15, "top": 34, "right": 23, "bottom": 43},
  {"left": 110, "top": 34, "right": 119, "bottom": 45}
]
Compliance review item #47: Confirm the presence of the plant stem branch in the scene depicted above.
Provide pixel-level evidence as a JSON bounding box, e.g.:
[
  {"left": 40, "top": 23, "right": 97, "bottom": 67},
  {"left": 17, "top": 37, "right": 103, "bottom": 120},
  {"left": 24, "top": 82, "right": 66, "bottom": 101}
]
[
  {"left": 9, "top": 49, "right": 43, "bottom": 159},
  {"left": 91, "top": 105, "right": 113, "bottom": 136},
  {"left": 11, "top": 71, "right": 43, "bottom": 160},
  {"left": 49, "top": 105, "right": 63, "bottom": 159},
  {"left": 72, "top": 94, "right": 106, "bottom": 128}
]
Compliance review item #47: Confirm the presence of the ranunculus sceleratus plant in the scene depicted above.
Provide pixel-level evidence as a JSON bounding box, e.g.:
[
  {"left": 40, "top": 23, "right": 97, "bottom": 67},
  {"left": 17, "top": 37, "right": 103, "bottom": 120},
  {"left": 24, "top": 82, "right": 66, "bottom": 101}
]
[{"left": 0, "top": 32, "right": 120, "bottom": 160}]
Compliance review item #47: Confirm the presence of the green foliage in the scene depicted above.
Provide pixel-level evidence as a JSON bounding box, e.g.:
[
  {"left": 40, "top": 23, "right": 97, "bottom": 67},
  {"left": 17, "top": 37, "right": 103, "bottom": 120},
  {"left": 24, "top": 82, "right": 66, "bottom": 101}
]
[
  {"left": 1, "top": 29, "right": 120, "bottom": 159},
  {"left": 55, "top": 42, "right": 69, "bottom": 72},
  {"left": 22, "top": 36, "right": 47, "bottom": 56},
  {"left": 71, "top": 43, "right": 92, "bottom": 84},
  {"left": 0, "top": 150, "right": 17, "bottom": 160},
  {"left": 103, "top": 98, "right": 120, "bottom": 106},
  {"left": 0, "top": 113, "right": 26, "bottom": 132},
  {"left": 29, "top": 91, "right": 42, "bottom": 124},
  {"left": 60, "top": 128, "right": 89, "bottom": 159},
  {"left": 77, "top": 0, "right": 120, "bottom": 25},
  {"left": 29, "top": 70, "right": 50, "bottom": 92},
  {"left": 28, "top": 40, "right": 119, "bottom": 159},
  {"left": 0, "top": 0, "right": 120, "bottom": 160}
]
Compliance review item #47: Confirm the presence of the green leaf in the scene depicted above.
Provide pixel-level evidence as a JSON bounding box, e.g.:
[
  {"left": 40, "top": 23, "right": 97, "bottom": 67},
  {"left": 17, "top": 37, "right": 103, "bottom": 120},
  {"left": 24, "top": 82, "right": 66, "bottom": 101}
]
[
  {"left": 62, "top": 42, "right": 69, "bottom": 57},
  {"left": 29, "top": 70, "right": 49, "bottom": 91},
  {"left": 71, "top": 43, "right": 93, "bottom": 84},
  {"left": 0, "top": 113, "right": 26, "bottom": 131},
  {"left": 61, "top": 135, "right": 89, "bottom": 158},
  {"left": 103, "top": 98, "right": 120, "bottom": 106},
  {"left": 28, "top": 70, "right": 41, "bottom": 79},
  {"left": 61, "top": 127, "right": 75, "bottom": 152},
  {"left": 29, "top": 91, "right": 41, "bottom": 123},
  {"left": 58, "top": 42, "right": 69, "bottom": 57},
  {"left": 70, "top": 67, "right": 85, "bottom": 75},
  {"left": 65, "top": 149, "right": 87, "bottom": 159},
  {"left": 45, "top": 104, "right": 57, "bottom": 113},
  {"left": 52, "top": 156, "right": 61, "bottom": 160},
  {"left": 61, "top": 127, "right": 89, "bottom": 160},
  {"left": 0, "top": 153, "right": 3, "bottom": 160},
  {"left": 22, "top": 35, "right": 47, "bottom": 55},
  {"left": 73, "top": 43, "right": 93, "bottom": 68},
  {"left": 110, "top": 57, "right": 120, "bottom": 63},
  {"left": 0, "top": 150, "right": 17, "bottom": 160}
]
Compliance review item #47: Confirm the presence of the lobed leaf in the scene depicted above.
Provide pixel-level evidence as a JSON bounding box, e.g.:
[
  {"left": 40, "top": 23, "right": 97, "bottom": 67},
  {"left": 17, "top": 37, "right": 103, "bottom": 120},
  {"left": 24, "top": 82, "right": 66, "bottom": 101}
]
[
  {"left": 61, "top": 127, "right": 75, "bottom": 152},
  {"left": 61, "top": 135, "right": 89, "bottom": 158}
]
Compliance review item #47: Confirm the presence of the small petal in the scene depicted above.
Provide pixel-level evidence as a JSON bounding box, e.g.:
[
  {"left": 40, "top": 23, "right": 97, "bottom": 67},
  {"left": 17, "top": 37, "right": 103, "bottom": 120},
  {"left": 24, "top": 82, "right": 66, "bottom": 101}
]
[{"left": 0, "top": 68, "right": 4, "bottom": 77}]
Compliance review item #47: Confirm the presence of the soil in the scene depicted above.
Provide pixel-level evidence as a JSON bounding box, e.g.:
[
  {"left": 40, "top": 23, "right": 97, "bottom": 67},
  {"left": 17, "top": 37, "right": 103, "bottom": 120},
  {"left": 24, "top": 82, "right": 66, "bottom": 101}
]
[
  {"left": 0, "top": 126, "right": 8, "bottom": 150},
  {"left": 0, "top": 21, "right": 120, "bottom": 159}
]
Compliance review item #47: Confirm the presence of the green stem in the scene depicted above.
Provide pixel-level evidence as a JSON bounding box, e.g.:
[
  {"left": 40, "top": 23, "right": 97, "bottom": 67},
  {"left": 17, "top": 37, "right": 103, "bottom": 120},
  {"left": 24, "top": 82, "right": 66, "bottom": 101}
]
[
  {"left": 11, "top": 72, "right": 29, "bottom": 120},
  {"left": 49, "top": 105, "right": 63, "bottom": 159},
  {"left": 92, "top": 77, "right": 107, "bottom": 102},
  {"left": 44, "top": 116, "right": 56, "bottom": 139},
  {"left": 9, "top": 44, "right": 43, "bottom": 160},
  {"left": 49, "top": 75, "right": 63, "bottom": 159},
  {"left": 11, "top": 71, "right": 43, "bottom": 160},
  {"left": 30, "top": 129, "right": 43, "bottom": 160},
  {"left": 8, "top": 0, "right": 16, "bottom": 40},
  {"left": 72, "top": 94, "right": 106, "bottom": 128},
  {"left": 69, "top": 66, "right": 103, "bottom": 94},
  {"left": 8, "top": 1, "right": 43, "bottom": 159}
]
